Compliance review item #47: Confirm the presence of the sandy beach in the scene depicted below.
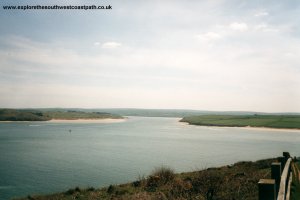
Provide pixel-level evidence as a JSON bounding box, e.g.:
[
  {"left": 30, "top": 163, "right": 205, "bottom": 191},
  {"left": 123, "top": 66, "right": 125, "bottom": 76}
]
[
  {"left": 179, "top": 122, "right": 300, "bottom": 132},
  {"left": 48, "top": 118, "right": 127, "bottom": 123},
  {"left": 0, "top": 118, "right": 126, "bottom": 123},
  {"left": 235, "top": 126, "right": 300, "bottom": 132}
]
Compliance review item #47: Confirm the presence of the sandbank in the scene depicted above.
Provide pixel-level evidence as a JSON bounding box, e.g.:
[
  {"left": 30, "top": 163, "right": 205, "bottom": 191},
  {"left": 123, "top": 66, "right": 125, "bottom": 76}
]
[{"left": 48, "top": 118, "right": 126, "bottom": 123}]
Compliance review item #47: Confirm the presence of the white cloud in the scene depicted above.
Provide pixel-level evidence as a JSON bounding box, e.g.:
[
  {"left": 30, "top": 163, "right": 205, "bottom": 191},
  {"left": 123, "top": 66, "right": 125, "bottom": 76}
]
[
  {"left": 94, "top": 42, "right": 101, "bottom": 46},
  {"left": 229, "top": 22, "right": 248, "bottom": 31},
  {"left": 101, "top": 42, "right": 122, "bottom": 49},
  {"left": 254, "top": 23, "right": 279, "bottom": 33},
  {"left": 254, "top": 11, "right": 269, "bottom": 17},
  {"left": 1, "top": 0, "right": 300, "bottom": 112},
  {"left": 196, "top": 32, "right": 222, "bottom": 42}
]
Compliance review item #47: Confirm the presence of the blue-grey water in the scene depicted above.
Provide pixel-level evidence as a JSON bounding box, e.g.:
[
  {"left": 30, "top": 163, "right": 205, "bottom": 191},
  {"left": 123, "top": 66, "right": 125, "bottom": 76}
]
[{"left": 0, "top": 116, "right": 300, "bottom": 200}]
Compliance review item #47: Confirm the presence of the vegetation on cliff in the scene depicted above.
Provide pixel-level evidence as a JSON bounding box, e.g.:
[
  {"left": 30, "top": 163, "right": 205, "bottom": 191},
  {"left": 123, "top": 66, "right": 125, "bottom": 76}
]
[{"left": 16, "top": 158, "right": 277, "bottom": 200}]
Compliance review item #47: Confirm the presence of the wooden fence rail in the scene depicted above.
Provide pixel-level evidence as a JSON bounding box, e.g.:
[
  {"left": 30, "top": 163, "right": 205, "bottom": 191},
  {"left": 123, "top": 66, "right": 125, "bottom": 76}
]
[{"left": 258, "top": 152, "right": 293, "bottom": 200}]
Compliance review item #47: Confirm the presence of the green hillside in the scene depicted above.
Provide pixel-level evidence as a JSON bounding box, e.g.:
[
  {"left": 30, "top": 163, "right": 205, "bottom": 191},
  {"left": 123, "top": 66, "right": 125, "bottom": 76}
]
[
  {"left": 180, "top": 115, "right": 300, "bottom": 129},
  {"left": 0, "top": 109, "right": 123, "bottom": 121}
]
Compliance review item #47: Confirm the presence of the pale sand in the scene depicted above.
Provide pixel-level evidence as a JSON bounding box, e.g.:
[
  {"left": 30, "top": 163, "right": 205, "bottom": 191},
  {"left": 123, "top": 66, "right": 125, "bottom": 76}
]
[
  {"left": 179, "top": 122, "right": 300, "bottom": 132},
  {"left": 48, "top": 118, "right": 126, "bottom": 123},
  {"left": 234, "top": 126, "right": 300, "bottom": 132},
  {"left": 0, "top": 118, "right": 126, "bottom": 123}
]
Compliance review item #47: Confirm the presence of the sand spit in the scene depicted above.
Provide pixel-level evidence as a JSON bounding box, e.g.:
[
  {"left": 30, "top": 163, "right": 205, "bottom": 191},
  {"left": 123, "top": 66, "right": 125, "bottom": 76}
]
[{"left": 48, "top": 118, "right": 126, "bottom": 123}]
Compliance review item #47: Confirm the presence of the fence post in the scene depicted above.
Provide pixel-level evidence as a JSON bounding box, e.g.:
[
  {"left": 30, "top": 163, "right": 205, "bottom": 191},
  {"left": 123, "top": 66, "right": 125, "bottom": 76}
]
[
  {"left": 278, "top": 157, "right": 285, "bottom": 173},
  {"left": 271, "top": 162, "right": 281, "bottom": 198},
  {"left": 258, "top": 179, "right": 276, "bottom": 200}
]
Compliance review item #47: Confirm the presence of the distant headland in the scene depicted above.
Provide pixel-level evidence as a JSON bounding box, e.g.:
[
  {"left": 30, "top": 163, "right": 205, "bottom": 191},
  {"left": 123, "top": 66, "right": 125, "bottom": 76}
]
[
  {"left": 0, "top": 108, "right": 123, "bottom": 121},
  {"left": 180, "top": 115, "right": 300, "bottom": 129}
]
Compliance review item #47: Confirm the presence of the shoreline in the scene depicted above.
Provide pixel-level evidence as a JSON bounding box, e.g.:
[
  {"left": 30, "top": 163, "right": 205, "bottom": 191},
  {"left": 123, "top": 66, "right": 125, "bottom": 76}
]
[
  {"left": 180, "top": 122, "right": 300, "bottom": 132},
  {"left": 15, "top": 157, "right": 280, "bottom": 200},
  {"left": 48, "top": 118, "right": 126, "bottom": 123},
  {"left": 0, "top": 118, "right": 127, "bottom": 123}
]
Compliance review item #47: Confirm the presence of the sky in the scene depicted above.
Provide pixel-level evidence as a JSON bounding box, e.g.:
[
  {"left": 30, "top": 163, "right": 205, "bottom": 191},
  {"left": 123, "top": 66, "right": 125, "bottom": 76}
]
[{"left": 0, "top": 0, "right": 300, "bottom": 112}]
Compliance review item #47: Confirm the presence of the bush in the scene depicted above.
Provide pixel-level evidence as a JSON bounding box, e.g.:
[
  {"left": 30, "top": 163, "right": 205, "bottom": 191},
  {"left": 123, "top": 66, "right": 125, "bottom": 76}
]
[
  {"left": 132, "top": 180, "right": 141, "bottom": 187},
  {"left": 26, "top": 195, "right": 35, "bottom": 200},
  {"left": 87, "top": 187, "right": 95, "bottom": 191},
  {"left": 191, "top": 171, "right": 223, "bottom": 200},
  {"left": 65, "top": 189, "right": 75, "bottom": 195},
  {"left": 75, "top": 187, "right": 81, "bottom": 192},
  {"left": 146, "top": 166, "right": 175, "bottom": 191},
  {"left": 151, "top": 166, "right": 175, "bottom": 184},
  {"left": 169, "top": 177, "right": 192, "bottom": 198},
  {"left": 146, "top": 175, "right": 161, "bottom": 191},
  {"left": 107, "top": 185, "right": 115, "bottom": 194},
  {"left": 115, "top": 188, "right": 129, "bottom": 195}
]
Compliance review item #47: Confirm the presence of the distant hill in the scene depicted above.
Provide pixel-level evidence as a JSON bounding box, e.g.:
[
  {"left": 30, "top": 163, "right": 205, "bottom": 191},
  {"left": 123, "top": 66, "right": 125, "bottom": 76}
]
[
  {"left": 36, "top": 108, "right": 300, "bottom": 118},
  {"left": 1, "top": 108, "right": 299, "bottom": 121}
]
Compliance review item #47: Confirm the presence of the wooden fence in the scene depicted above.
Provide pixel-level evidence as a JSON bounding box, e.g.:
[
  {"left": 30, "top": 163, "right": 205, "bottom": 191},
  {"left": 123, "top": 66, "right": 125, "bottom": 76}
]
[{"left": 258, "top": 152, "right": 293, "bottom": 200}]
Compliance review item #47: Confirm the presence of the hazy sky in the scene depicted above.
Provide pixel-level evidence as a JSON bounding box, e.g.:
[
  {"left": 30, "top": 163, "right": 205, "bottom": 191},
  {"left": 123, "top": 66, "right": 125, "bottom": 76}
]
[{"left": 0, "top": 0, "right": 300, "bottom": 112}]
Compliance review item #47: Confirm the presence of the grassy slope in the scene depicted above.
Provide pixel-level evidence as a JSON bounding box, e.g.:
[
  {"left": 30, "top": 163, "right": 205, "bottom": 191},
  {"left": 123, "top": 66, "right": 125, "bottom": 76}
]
[
  {"left": 291, "top": 160, "right": 300, "bottom": 200},
  {"left": 0, "top": 109, "right": 123, "bottom": 121},
  {"left": 180, "top": 115, "right": 300, "bottom": 129},
  {"left": 44, "top": 111, "right": 123, "bottom": 120},
  {"left": 16, "top": 158, "right": 276, "bottom": 200}
]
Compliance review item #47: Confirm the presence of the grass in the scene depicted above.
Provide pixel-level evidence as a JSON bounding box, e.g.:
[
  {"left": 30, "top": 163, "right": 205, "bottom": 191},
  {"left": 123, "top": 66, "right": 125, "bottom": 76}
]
[
  {"left": 180, "top": 114, "right": 300, "bottom": 129},
  {"left": 291, "top": 160, "right": 300, "bottom": 200},
  {"left": 15, "top": 158, "right": 277, "bottom": 200}
]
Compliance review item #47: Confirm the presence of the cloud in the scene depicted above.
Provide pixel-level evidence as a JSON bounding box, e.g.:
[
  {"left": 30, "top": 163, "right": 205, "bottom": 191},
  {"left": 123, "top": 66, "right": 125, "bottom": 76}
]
[
  {"left": 254, "top": 23, "right": 279, "bottom": 33},
  {"left": 229, "top": 22, "right": 248, "bottom": 32},
  {"left": 254, "top": 11, "right": 269, "bottom": 17},
  {"left": 1, "top": 0, "right": 300, "bottom": 112},
  {"left": 94, "top": 42, "right": 101, "bottom": 46},
  {"left": 196, "top": 32, "right": 222, "bottom": 42},
  {"left": 101, "top": 42, "right": 122, "bottom": 49}
]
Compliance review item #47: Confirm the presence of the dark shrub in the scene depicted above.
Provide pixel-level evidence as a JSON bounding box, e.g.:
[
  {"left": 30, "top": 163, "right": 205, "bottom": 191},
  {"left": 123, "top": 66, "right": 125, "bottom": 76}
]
[
  {"left": 132, "top": 180, "right": 141, "bottom": 187},
  {"left": 75, "top": 187, "right": 81, "bottom": 192},
  {"left": 87, "top": 187, "right": 95, "bottom": 191},
  {"left": 146, "top": 166, "right": 175, "bottom": 191},
  {"left": 151, "top": 166, "right": 175, "bottom": 184},
  {"left": 115, "top": 188, "right": 129, "bottom": 195},
  {"left": 27, "top": 195, "right": 35, "bottom": 200},
  {"left": 191, "top": 171, "right": 223, "bottom": 200},
  {"left": 107, "top": 185, "right": 115, "bottom": 194},
  {"left": 65, "top": 188, "right": 75, "bottom": 195},
  {"left": 254, "top": 159, "right": 273, "bottom": 169},
  {"left": 170, "top": 178, "right": 192, "bottom": 198},
  {"left": 146, "top": 175, "right": 161, "bottom": 191}
]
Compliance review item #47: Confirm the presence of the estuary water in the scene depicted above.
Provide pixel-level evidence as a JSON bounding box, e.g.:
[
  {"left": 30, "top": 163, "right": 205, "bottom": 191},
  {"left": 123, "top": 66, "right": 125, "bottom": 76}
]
[{"left": 0, "top": 116, "right": 300, "bottom": 200}]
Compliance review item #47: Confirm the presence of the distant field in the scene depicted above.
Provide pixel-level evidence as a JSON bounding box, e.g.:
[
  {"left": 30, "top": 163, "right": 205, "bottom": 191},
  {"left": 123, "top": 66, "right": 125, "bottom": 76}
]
[
  {"left": 180, "top": 115, "right": 300, "bottom": 129},
  {"left": 0, "top": 109, "right": 123, "bottom": 121}
]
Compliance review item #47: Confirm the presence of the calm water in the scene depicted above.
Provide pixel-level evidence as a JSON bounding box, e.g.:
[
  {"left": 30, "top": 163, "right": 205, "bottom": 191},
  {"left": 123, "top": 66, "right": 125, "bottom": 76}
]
[{"left": 0, "top": 116, "right": 300, "bottom": 200}]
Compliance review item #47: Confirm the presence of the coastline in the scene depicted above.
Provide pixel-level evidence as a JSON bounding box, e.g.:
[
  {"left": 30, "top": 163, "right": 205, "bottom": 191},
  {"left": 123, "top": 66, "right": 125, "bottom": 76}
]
[
  {"left": 15, "top": 157, "right": 279, "bottom": 200},
  {"left": 236, "top": 125, "right": 300, "bottom": 132},
  {"left": 0, "top": 118, "right": 126, "bottom": 123},
  {"left": 48, "top": 118, "right": 126, "bottom": 123},
  {"left": 180, "top": 122, "right": 300, "bottom": 132}
]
